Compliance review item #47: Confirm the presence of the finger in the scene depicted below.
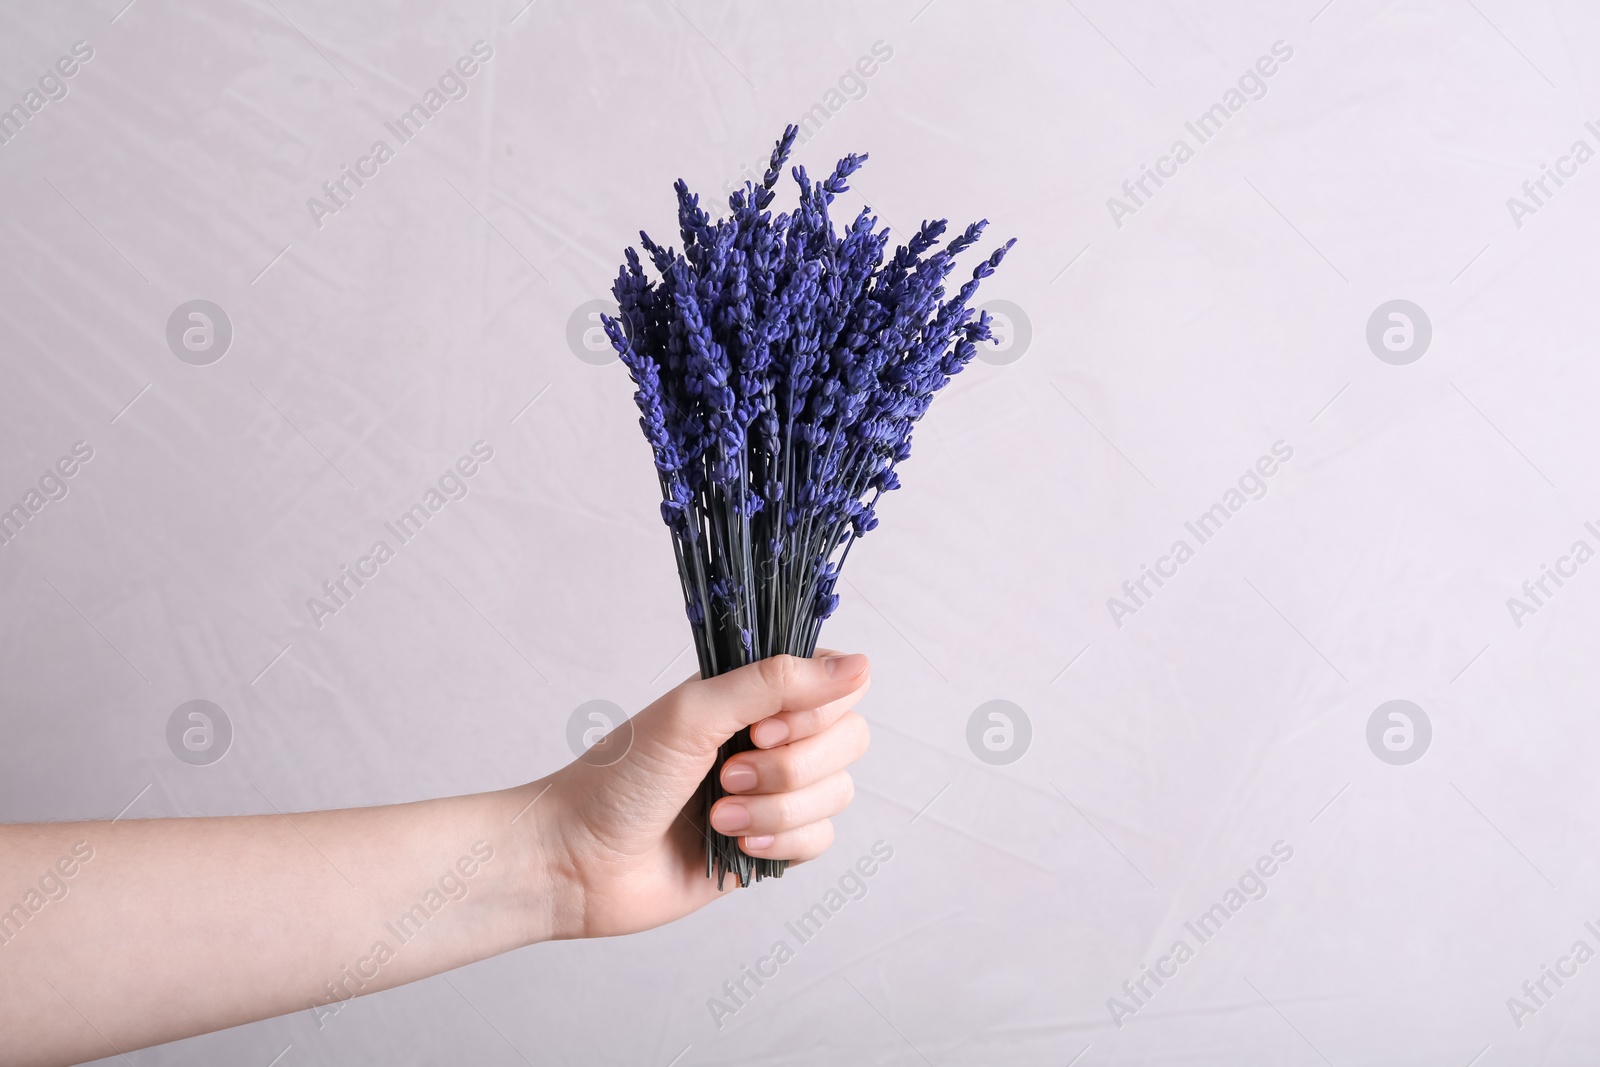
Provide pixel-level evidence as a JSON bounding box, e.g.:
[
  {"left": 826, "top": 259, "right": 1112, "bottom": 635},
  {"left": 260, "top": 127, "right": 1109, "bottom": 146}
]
[
  {"left": 740, "top": 819, "right": 834, "bottom": 863},
  {"left": 710, "top": 771, "right": 854, "bottom": 837},
  {"left": 685, "top": 648, "right": 863, "bottom": 746},
  {"left": 750, "top": 674, "right": 871, "bottom": 748},
  {"left": 661, "top": 653, "right": 870, "bottom": 747},
  {"left": 722, "top": 712, "right": 871, "bottom": 794},
  {"left": 680, "top": 648, "right": 847, "bottom": 691}
]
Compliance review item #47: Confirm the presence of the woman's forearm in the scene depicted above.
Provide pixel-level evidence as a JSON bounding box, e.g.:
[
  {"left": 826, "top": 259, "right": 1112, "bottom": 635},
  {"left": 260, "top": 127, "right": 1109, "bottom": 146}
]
[
  {"left": 0, "top": 781, "right": 561, "bottom": 1067},
  {"left": 0, "top": 652, "right": 870, "bottom": 1067}
]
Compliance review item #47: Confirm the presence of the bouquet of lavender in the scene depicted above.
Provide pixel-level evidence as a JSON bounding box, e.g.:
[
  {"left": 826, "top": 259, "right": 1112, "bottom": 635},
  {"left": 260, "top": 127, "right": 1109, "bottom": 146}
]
[{"left": 602, "top": 126, "right": 1013, "bottom": 888}]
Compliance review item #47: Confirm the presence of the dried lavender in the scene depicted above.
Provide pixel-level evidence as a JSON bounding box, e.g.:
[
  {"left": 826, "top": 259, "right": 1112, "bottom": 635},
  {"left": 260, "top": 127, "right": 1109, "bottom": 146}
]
[{"left": 602, "top": 126, "right": 1014, "bottom": 888}]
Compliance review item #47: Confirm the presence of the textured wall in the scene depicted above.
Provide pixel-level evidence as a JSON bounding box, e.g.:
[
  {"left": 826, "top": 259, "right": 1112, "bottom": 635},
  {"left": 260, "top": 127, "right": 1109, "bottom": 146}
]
[{"left": 2, "top": 0, "right": 1597, "bottom": 1063}]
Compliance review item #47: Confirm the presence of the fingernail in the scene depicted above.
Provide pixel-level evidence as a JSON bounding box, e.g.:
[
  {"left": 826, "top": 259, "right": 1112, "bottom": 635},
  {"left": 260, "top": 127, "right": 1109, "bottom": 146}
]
[
  {"left": 723, "top": 765, "right": 758, "bottom": 792},
  {"left": 744, "top": 835, "right": 774, "bottom": 850},
  {"left": 712, "top": 802, "right": 750, "bottom": 833},
  {"left": 825, "top": 653, "right": 867, "bottom": 679},
  {"left": 752, "top": 718, "right": 789, "bottom": 747}
]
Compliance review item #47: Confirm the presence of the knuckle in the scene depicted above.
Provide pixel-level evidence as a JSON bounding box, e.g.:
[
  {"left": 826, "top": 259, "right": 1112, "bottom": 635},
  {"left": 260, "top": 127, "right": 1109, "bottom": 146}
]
[
  {"left": 757, "top": 653, "right": 802, "bottom": 692},
  {"left": 846, "top": 712, "right": 872, "bottom": 755},
  {"left": 776, "top": 705, "right": 820, "bottom": 744},
  {"left": 779, "top": 749, "right": 812, "bottom": 789},
  {"left": 775, "top": 792, "right": 804, "bottom": 828},
  {"left": 836, "top": 771, "right": 856, "bottom": 807}
]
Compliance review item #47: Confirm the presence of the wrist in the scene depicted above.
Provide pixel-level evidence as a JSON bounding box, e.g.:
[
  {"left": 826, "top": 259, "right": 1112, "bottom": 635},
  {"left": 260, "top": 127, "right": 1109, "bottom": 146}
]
[{"left": 498, "top": 777, "right": 586, "bottom": 944}]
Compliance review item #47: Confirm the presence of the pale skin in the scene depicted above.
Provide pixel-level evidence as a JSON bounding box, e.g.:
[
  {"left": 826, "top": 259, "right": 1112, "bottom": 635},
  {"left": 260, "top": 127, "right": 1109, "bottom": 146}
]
[{"left": 0, "top": 651, "right": 871, "bottom": 1067}]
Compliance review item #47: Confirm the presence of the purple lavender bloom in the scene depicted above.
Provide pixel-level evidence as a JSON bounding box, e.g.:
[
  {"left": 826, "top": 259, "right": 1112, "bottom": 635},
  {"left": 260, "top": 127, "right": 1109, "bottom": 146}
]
[{"left": 601, "top": 127, "right": 1012, "bottom": 888}]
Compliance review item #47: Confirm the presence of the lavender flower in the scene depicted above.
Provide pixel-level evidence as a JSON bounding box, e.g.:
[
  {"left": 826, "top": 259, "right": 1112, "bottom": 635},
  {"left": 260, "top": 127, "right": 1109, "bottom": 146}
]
[{"left": 600, "top": 126, "right": 1013, "bottom": 888}]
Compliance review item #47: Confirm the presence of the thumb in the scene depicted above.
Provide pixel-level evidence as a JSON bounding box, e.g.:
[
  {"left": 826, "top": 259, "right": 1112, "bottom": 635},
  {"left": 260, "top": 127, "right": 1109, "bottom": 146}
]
[{"left": 653, "top": 652, "right": 870, "bottom": 751}]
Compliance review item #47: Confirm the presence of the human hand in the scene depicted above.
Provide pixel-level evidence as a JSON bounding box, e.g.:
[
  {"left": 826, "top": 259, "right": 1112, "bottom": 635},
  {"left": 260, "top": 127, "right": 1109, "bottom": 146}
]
[{"left": 527, "top": 651, "right": 872, "bottom": 940}]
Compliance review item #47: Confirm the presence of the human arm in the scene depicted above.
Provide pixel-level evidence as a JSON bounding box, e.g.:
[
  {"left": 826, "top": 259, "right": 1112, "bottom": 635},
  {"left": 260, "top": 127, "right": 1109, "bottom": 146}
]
[{"left": 0, "top": 651, "right": 870, "bottom": 1066}]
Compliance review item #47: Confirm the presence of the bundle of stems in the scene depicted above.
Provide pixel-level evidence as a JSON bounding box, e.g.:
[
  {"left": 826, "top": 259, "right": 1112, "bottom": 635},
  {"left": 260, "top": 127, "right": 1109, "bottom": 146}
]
[{"left": 602, "top": 126, "right": 1013, "bottom": 887}]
